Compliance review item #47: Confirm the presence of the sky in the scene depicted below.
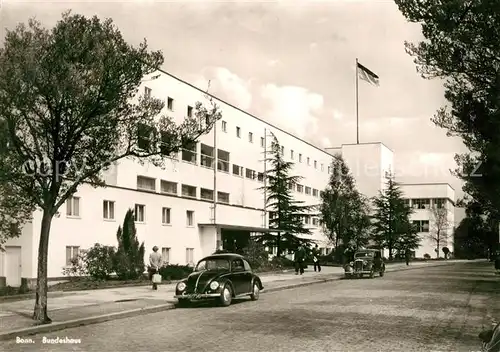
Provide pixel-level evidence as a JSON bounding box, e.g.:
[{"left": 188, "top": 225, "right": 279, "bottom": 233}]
[{"left": 0, "top": 0, "right": 467, "bottom": 206}]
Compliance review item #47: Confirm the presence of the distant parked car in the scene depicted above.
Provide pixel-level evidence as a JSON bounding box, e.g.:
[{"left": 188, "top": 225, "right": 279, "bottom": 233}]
[
  {"left": 344, "top": 249, "right": 385, "bottom": 279},
  {"left": 174, "top": 253, "right": 264, "bottom": 307}
]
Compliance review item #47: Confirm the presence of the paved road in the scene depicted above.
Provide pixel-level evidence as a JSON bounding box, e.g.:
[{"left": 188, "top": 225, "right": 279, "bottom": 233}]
[{"left": 5, "top": 262, "right": 498, "bottom": 352}]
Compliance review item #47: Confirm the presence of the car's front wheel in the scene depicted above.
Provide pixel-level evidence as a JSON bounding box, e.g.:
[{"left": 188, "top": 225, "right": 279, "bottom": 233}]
[
  {"left": 219, "top": 284, "right": 233, "bottom": 307},
  {"left": 250, "top": 282, "right": 260, "bottom": 301}
]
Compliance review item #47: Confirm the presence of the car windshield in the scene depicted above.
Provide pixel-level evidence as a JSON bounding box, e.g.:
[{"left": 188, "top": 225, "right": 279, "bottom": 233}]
[
  {"left": 194, "top": 259, "right": 230, "bottom": 272},
  {"left": 355, "top": 252, "right": 374, "bottom": 259}
]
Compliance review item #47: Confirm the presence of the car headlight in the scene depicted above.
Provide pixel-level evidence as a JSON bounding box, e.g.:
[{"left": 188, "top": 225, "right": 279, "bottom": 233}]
[
  {"left": 209, "top": 281, "right": 219, "bottom": 290},
  {"left": 177, "top": 282, "right": 186, "bottom": 291}
]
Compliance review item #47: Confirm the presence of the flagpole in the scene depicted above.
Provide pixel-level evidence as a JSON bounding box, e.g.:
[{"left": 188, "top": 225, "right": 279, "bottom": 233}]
[{"left": 355, "top": 57, "right": 359, "bottom": 144}]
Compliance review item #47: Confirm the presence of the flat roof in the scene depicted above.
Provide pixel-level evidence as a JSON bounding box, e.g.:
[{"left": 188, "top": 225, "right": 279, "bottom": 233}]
[
  {"left": 329, "top": 142, "right": 394, "bottom": 153},
  {"left": 399, "top": 182, "right": 455, "bottom": 191},
  {"left": 154, "top": 68, "right": 335, "bottom": 157},
  {"left": 198, "top": 223, "right": 285, "bottom": 233}
]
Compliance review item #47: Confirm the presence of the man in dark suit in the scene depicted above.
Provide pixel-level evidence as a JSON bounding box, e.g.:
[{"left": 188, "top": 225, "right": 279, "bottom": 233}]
[
  {"left": 294, "top": 244, "right": 306, "bottom": 275},
  {"left": 312, "top": 244, "right": 321, "bottom": 272}
]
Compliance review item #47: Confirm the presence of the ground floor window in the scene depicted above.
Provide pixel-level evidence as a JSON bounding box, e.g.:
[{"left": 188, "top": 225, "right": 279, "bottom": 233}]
[
  {"left": 66, "top": 246, "right": 80, "bottom": 266},
  {"left": 162, "top": 247, "right": 170, "bottom": 264},
  {"left": 186, "top": 248, "right": 194, "bottom": 265}
]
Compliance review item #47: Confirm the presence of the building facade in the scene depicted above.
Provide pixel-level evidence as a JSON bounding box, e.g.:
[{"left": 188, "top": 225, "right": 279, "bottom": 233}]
[
  {"left": 0, "top": 69, "right": 455, "bottom": 286},
  {"left": 326, "top": 144, "right": 456, "bottom": 259},
  {"left": 400, "top": 183, "right": 455, "bottom": 258}
]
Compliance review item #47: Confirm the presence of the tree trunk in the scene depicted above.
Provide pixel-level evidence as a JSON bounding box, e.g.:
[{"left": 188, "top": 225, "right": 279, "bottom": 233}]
[
  {"left": 436, "top": 230, "right": 440, "bottom": 258},
  {"left": 276, "top": 234, "right": 281, "bottom": 257},
  {"left": 33, "top": 210, "right": 53, "bottom": 324}
]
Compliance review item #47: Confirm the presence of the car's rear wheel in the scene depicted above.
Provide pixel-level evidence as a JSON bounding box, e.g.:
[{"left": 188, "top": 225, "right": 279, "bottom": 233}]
[
  {"left": 219, "top": 284, "right": 232, "bottom": 307},
  {"left": 250, "top": 282, "right": 260, "bottom": 301}
]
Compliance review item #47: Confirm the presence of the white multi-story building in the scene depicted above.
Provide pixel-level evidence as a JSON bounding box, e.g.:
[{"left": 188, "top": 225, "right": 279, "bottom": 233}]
[
  {"left": 400, "top": 183, "right": 455, "bottom": 258},
  {"left": 325, "top": 143, "right": 455, "bottom": 259},
  {"left": 0, "top": 69, "right": 455, "bottom": 287}
]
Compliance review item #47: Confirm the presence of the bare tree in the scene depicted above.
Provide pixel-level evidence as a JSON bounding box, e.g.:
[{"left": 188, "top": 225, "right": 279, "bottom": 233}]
[{"left": 429, "top": 206, "right": 451, "bottom": 258}]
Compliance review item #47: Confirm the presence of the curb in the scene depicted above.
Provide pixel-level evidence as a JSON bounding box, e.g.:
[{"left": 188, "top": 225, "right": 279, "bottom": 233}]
[
  {"left": 0, "top": 303, "right": 175, "bottom": 341},
  {"left": 1, "top": 271, "right": 294, "bottom": 303},
  {"left": 0, "top": 260, "right": 473, "bottom": 340}
]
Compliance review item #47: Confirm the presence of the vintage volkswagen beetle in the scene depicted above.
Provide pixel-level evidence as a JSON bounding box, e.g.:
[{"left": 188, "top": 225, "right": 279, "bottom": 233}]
[
  {"left": 174, "top": 253, "right": 264, "bottom": 307},
  {"left": 344, "top": 249, "right": 385, "bottom": 279}
]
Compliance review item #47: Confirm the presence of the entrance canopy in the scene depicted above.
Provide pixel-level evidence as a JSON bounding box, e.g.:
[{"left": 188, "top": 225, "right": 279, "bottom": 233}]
[
  {"left": 198, "top": 223, "right": 285, "bottom": 233},
  {"left": 198, "top": 223, "right": 285, "bottom": 254}
]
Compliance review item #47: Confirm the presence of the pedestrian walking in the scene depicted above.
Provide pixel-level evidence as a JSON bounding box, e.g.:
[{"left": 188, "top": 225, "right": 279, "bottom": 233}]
[
  {"left": 294, "top": 244, "right": 306, "bottom": 275},
  {"left": 312, "top": 244, "right": 321, "bottom": 272},
  {"left": 148, "top": 246, "right": 162, "bottom": 290},
  {"left": 405, "top": 249, "right": 410, "bottom": 266}
]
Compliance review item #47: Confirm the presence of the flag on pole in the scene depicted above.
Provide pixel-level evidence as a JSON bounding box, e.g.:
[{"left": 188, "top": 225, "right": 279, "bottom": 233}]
[{"left": 357, "top": 62, "right": 379, "bottom": 86}]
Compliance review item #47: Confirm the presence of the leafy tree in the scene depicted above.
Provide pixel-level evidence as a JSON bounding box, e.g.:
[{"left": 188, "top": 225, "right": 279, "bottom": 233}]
[
  {"left": 257, "top": 135, "right": 314, "bottom": 257},
  {"left": 453, "top": 202, "right": 496, "bottom": 259},
  {"left": 429, "top": 205, "right": 451, "bottom": 258},
  {"left": 0, "top": 12, "right": 221, "bottom": 323},
  {"left": 114, "top": 209, "right": 145, "bottom": 280},
  {"left": 372, "top": 175, "right": 417, "bottom": 260},
  {"left": 319, "top": 153, "right": 371, "bottom": 253},
  {"left": 0, "top": 183, "right": 35, "bottom": 249},
  {"left": 394, "top": 222, "right": 420, "bottom": 259},
  {"left": 395, "top": 1, "right": 500, "bottom": 221}
]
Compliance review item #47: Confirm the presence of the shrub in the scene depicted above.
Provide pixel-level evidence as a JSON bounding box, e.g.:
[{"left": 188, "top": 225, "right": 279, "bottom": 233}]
[
  {"left": 269, "top": 256, "right": 295, "bottom": 270},
  {"left": 114, "top": 209, "right": 145, "bottom": 280},
  {"left": 159, "top": 264, "right": 193, "bottom": 281},
  {"left": 242, "top": 241, "right": 269, "bottom": 270},
  {"left": 84, "top": 243, "right": 116, "bottom": 280},
  {"left": 423, "top": 253, "right": 431, "bottom": 259},
  {"left": 61, "top": 252, "right": 88, "bottom": 279}
]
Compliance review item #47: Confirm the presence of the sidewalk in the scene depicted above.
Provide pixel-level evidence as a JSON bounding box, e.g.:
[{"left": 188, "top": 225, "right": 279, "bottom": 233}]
[{"left": 0, "top": 259, "right": 474, "bottom": 340}]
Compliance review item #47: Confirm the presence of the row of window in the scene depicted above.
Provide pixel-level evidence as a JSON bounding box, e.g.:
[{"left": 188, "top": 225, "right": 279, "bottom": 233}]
[
  {"left": 66, "top": 195, "right": 448, "bottom": 233},
  {"left": 133, "top": 203, "right": 195, "bottom": 226},
  {"left": 144, "top": 87, "right": 179, "bottom": 114},
  {"left": 143, "top": 86, "right": 331, "bottom": 175},
  {"left": 67, "top": 196, "right": 323, "bottom": 231},
  {"left": 137, "top": 175, "right": 323, "bottom": 203},
  {"left": 66, "top": 246, "right": 195, "bottom": 266},
  {"left": 66, "top": 196, "right": 196, "bottom": 227},
  {"left": 403, "top": 198, "right": 448, "bottom": 210},
  {"left": 222, "top": 121, "right": 330, "bottom": 172},
  {"left": 269, "top": 211, "right": 321, "bottom": 227},
  {"left": 182, "top": 142, "right": 329, "bottom": 193},
  {"left": 137, "top": 176, "right": 231, "bottom": 202}
]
